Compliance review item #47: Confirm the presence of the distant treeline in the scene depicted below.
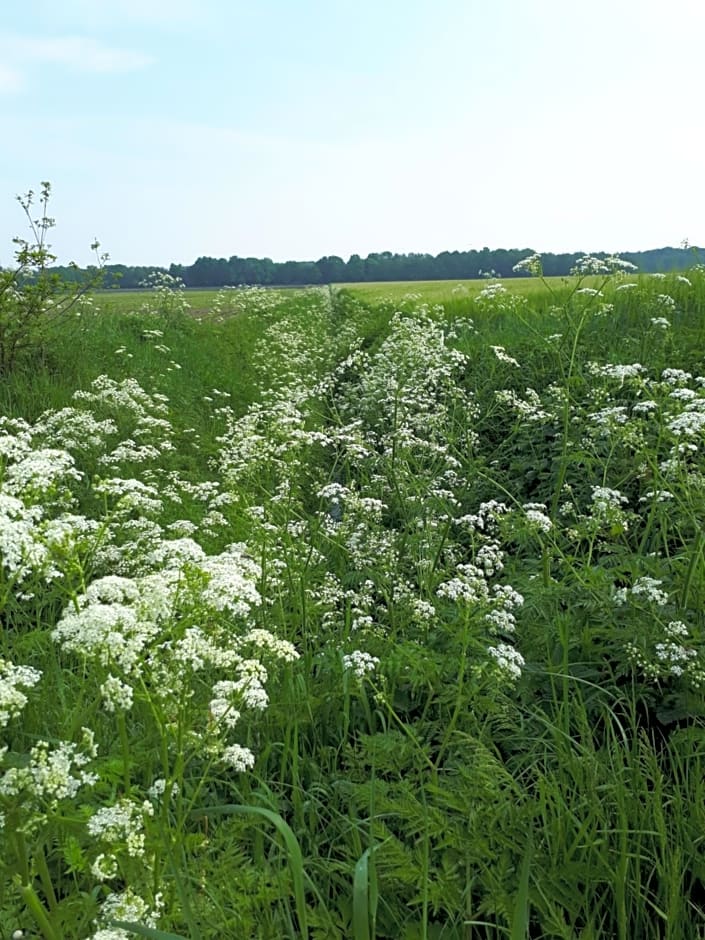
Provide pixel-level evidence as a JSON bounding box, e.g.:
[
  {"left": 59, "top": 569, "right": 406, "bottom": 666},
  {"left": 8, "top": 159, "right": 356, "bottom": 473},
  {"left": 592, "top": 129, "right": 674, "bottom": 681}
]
[{"left": 50, "top": 245, "right": 704, "bottom": 289}]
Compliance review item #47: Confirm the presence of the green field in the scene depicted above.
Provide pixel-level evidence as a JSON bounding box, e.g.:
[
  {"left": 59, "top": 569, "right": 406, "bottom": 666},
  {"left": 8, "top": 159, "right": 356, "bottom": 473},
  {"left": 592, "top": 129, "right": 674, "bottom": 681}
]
[
  {"left": 339, "top": 274, "right": 612, "bottom": 303},
  {"left": 93, "top": 276, "right": 614, "bottom": 312},
  {"left": 91, "top": 286, "right": 316, "bottom": 317},
  {"left": 2, "top": 266, "right": 705, "bottom": 938}
]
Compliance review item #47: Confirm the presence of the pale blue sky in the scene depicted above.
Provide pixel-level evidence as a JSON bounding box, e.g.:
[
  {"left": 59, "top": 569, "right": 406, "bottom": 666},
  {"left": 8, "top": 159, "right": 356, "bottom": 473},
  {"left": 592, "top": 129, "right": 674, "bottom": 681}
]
[{"left": 1, "top": 0, "right": 704, "bottom": 266}]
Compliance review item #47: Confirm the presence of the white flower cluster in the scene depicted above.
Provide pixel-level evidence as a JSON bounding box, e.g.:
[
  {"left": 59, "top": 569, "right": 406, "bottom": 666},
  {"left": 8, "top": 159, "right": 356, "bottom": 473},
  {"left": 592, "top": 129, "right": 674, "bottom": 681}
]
[
  {"left": 437, "top": 563, "right": 489, "bottom": 604},
  {"left": 512, "top": 253, "right": 543, "bottom": 276},
  {"left": 487, "top": 643, "right": 525, "bottom": 681},
  {"left": 342, "top": 650, "right": 380, "bottom": 679},
  {"left": 575, "top": 287, "right": 603, "bottom": 297},
  {"left": 522, "top": 503, "right": 553, "bottom": 534},
  {"left": 87, "top": 798, "right": 153, "bottom": 858},
  {"left": 591, "top": 487, "right": 628, "bottom": 514},
  {"left": 198, "top": 543, "right": 262, "bottom": 615},
  {"left": 490, "top": 345, "right": 520, "bottom": 368},
  {"left": 614, "top": 576, "right": 669, "bottom": 607},
  {"left": 32, "top": 407, "right": 118, "bottom": 454},
  {"left": 650, "top": 317, "right": 671, "bottom": 330},
  {"left": 495, "top": 388, "right": 550, "bottom": 422},
  {"left": 90, "top": 887, "right": 164, "bottom": 939},
  {"left": 656, "top": 294, "right": 676, "bottom": 309},
  {"left": 94, "top": 476, "right": 163, "bottom": 515},
  {"left": 4, "top": 447, "right": 82, "bottom": 503},
  {"left": 570, "top": 255, "right": 636, "bottom": 275},
  {"left": 661, "top": 368, "right": 692, "bottom": 386},
  {"left": 220, "top": 743, "right": 256, "bottom": 771},
  {"left": 0, "top": 497, "right": 37, "bottom": 573},
  {"left": 0, "top": 659, "right": 41, "bottom": 727},
  {"left": 100, "top": 675, "right": 134, "bottom": 712},
  {"left": 0, "top": 730, "right": 97, "bottom": 804},
  {"left": 626, "top": 621, "right": 705, "bottom": 687},
  {"left": 475, "top": 283, "right": 509, "bottom": 302},
  {"left": 632, "top": 399, "right": 658, "bottom": 415},
  {"left": 588, "top": 362, "right": 646, "bottom": 383},
  {"left": 52, "top": 542, "right": 264, "bottom": 673},
  {"left": 589, "top": 405, "right": 629, "bottom": 428},
  {"left": 435, "top": 535, "right": 524, "bottom": 680}
]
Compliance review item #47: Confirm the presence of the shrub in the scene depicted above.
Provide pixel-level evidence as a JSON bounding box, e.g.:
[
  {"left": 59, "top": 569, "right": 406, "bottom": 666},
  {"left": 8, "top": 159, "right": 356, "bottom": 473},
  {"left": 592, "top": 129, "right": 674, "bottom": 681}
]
[{"left": 0, "top": 182, "right": 106, "bottom": 374}]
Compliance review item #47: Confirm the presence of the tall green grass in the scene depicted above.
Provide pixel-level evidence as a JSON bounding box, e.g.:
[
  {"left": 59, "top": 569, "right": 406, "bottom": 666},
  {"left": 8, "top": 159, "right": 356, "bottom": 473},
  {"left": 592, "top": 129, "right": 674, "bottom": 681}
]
[{"left": 2, "top": 270, "right": 705, "bottom": 938}]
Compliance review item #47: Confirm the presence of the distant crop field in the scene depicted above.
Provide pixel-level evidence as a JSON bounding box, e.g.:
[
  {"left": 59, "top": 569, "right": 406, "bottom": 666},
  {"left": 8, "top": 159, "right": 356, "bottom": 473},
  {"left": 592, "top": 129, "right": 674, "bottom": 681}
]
[
  {"left": 338, "top": 274, "right": 630, "bottom": 303},
  {"left": 91, "top": 276, "right": 663, "bottom": 313},
  {"left": 92, "top": 286, "right": 313, "bottom": 316},
  {"left": 93, "top": 288, "right": 224, "bottom": 313}
]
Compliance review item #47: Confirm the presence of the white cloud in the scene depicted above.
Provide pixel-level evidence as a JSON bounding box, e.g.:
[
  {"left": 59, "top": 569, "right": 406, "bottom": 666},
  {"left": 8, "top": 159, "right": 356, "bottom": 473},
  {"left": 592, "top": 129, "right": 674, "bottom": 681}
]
[
  {"left": 31, "top": 0, "right": 204, "bottom": 29},
  {"left": 96, "top": 0, "right": 201, "bottom": 22},
  {"left": 3, "top": 35, "right": 153, "bottom": 72},
  {"left": 0, "top": 63, "right": 23, "bottom": 94}
]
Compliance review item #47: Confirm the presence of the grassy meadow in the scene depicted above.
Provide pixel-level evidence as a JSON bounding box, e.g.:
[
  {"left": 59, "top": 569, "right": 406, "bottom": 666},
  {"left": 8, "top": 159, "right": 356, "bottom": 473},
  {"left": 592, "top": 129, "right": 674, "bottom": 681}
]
[{"left": 2, "top": 265, "right": 705, "bottom": 939}]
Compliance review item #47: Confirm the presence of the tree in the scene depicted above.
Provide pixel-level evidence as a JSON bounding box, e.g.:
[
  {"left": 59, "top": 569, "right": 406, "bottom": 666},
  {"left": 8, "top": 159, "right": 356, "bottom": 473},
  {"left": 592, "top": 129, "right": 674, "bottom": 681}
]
[
  {"left": 346, "top": 254, "right": 365, "bottom": 282},
  {"left": 188, "top": 256, "right": 229, "bottom": 287},
  {"left": 316, "top": 255, "right": 347, "bottom": 284}
]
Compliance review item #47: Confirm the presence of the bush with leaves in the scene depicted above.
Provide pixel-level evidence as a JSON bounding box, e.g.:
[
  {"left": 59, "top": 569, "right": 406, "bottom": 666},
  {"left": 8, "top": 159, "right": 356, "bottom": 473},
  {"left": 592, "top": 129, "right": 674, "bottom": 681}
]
[{"left": 0, "top": 182, "right": 106, "bottom": 374}]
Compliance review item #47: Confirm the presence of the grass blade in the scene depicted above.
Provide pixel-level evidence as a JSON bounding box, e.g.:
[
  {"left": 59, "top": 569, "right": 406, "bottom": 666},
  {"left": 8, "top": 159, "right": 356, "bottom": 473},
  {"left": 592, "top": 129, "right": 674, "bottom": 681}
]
[
  {"left": 353, "top": 848, "right": 371, "bottom": 940},
  {"left": 112, "top": 924, "right": 188, "bottom": 940},
  {"left": 510, "top": 841, "right": 532, "bottom": 940},
  {"left": 193, "top": 803, "right": 309, "bottom": 939}
]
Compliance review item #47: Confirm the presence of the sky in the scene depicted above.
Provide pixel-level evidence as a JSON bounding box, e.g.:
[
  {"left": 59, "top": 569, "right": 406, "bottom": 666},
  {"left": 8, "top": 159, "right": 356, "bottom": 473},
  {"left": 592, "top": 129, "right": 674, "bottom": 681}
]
[{"left": 1, "top": 0, "right": 704, "bottom": 267}]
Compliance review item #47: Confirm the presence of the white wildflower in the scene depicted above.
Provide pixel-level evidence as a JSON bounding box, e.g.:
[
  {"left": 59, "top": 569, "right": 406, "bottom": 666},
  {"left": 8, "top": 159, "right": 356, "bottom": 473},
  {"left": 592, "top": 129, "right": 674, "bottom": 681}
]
[
  {"left": 221, "top": 743, "right": 256, "bottom": 771},
  {"left": 575, "top": 287, "right": 602, "bottom": 297},
  {"left": 591, "top": 362, "right": 646, "bottom": 382},
  {"left": 591, "top": 487, "right": 628, "bottom": 512},
  {"left": 487, "top": 643, "right": 524, "bottom": 681},
  {"left": 147, "top": 778, "right": 179, "bottom": 802},
  {"left": 342, "top": 650, "right": 380, "bottom": 679},
  {"left": 0, "top": 660, "right": 41, "bottom": 727},
  {"left": 523, "top": 504, "right": 553, "bottom": 533},
  {"left": 490, "top": 345, "right": 520, "bottom": 367},
  {"left": 631, "top": 577, "right": 669, "bottom": 607},
  {"left": 662, "top": 368, "right": 692, "bottom": 386},
  {"left": 91, "top": 853, "right": 118, "bottom": 882},
  {"left": 1, "top": 733, "right": 97, "bottom": 802},
  {"left": 198, "top": 544, "right": 261, "bottom": 616},
  {"left": 98, "top": 888, "right": 160, "bottom": 929},
  {"left": 87, "top": 799, "right": 152, "bottom": 858},
  {"left": 100, "top": 676, "right": 134, "bottom": 712},
  {"left": 512, "top": 253, "right": 543, "bottom": 276}
]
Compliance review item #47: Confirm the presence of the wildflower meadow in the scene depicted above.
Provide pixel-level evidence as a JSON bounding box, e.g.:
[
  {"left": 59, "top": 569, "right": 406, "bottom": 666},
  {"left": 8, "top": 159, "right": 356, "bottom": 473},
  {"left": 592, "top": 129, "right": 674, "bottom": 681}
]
[{"left": 2, "top": 213, "right": 705, "bottom": 938}]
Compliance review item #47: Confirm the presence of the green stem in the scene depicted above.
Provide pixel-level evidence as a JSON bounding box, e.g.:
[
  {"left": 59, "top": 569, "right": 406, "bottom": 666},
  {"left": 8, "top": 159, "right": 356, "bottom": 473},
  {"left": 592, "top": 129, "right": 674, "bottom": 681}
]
[
  {"left": 19, "top": 882, "right": 60, "bottom": 940},
  {"left": 117, "top": 711, "right": 131, "bottom": 792},
  {"left": 551, "top": 274, "right": 613, "bottom": 519},
  {"left": 35, "top": 844, "right": 58, "bottom": 912},
  {"left": 542, "top": 543, "right": 551, "bottom": 588},
  {"left": 12, "top": 829, "right": 30, "bottom": 885},
  {"left": 433, "top": 616, "right": 470, "bottom": 770},
  {"left": 680, "top": 531, "right": 703, "bottom": 610},
  {"left": 376, "top": 688, "right": 435, "bottom": 773}
]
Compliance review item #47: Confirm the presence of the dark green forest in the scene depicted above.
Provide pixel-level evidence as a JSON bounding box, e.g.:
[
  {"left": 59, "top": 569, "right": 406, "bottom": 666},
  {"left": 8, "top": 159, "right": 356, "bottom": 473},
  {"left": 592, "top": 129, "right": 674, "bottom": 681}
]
[{"left": 50, "top": 244, "right": 703, "bottom": 289}]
